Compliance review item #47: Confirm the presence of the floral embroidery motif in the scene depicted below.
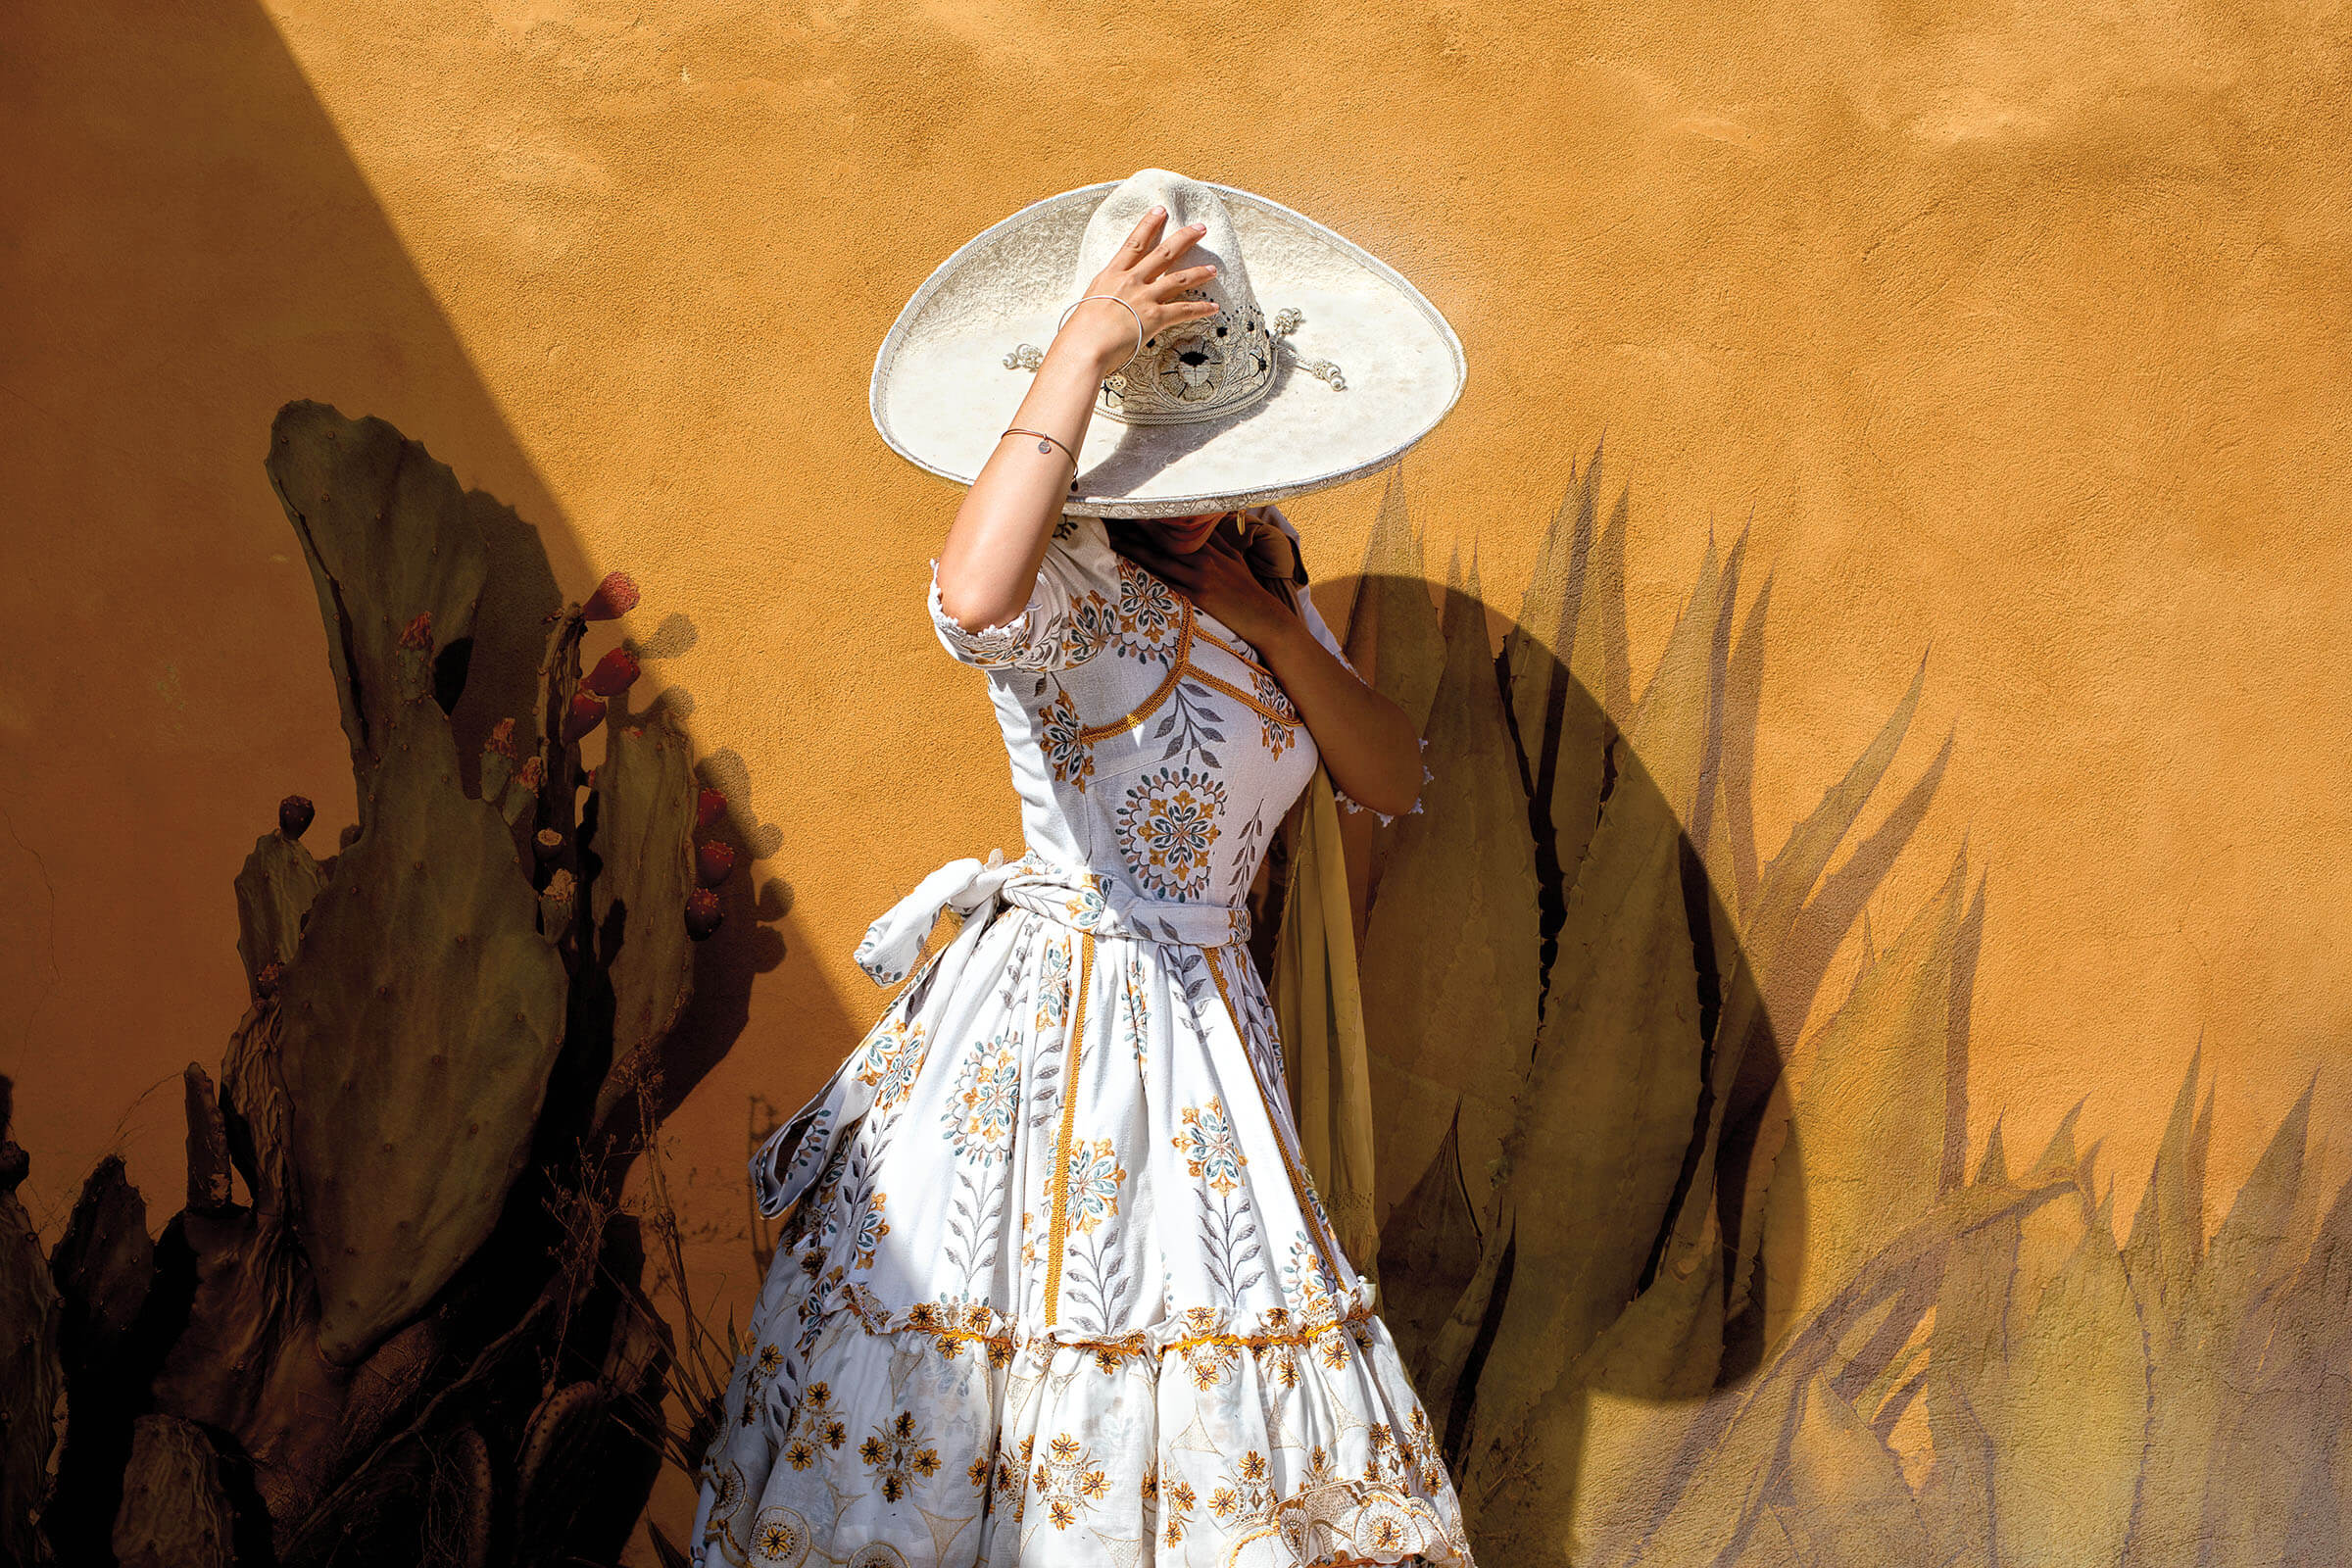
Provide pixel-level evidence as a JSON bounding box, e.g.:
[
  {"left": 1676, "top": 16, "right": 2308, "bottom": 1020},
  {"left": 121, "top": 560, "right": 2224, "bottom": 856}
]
[
  {"left": 781, "top": 1382, "right": 849, "bottom": 1471},
  {"left": 1160, "top": 1471, "right": 1199, "bottom": 1545},
  {"left": 858, "top": 1409, "right": 941, "bottom": 1502},
  {"left": 1037, "top": 689, "right": 1093, "bottom": 790},
  {"left": 851, "top": 1192, "right": 890, "bottom": 1270},
  {"left": 1114, "top": 766, "right": 1225, "bottom": 900},
  {"left": 1035, "top": 938, "right": 1071, "bottom": 1030},
  {"left": 1111, "top": 558, "right": 1184, "bottom": 664},
  {"left": 941, "top": 1035, "right": 1020, "bottom": 1166},
  {"left": 1174, "top": 1097, "right": 1248, "bottom": 1191},
  {"left": 1210, "top": 1449, "right": 1277, "bottom": 1527},
  {"left": 1031, "top": 1433, "right": 1112, "bottom": 1529},
  {"left": 1061, "top": 1137, "right": 1126, "bottom": 1236},
  {"left": 854, "top": 1016, "right": 928, "bottom": 1114},
  {"left": 751, "top": 1505, "right": 808, "bottom": 1562},
  {"left": 1250, "top": 666, "right": 1299, "bottom": 754},
  {"left": 1055, "top": 588, "right": 1115, "bottom": 666}
]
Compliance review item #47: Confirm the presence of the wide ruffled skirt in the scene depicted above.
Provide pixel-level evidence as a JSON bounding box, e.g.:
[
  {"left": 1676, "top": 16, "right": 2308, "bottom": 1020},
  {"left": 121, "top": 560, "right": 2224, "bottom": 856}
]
[{"left": 690, "top": 899, "right": 1477, "bottom": 1568}]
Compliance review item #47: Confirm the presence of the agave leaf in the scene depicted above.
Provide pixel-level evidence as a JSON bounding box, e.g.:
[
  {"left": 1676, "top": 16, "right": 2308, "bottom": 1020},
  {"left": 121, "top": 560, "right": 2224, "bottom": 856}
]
[
  {"left": 265, "top": 400, "right": 489, "bottom": 801},
  {"left": 1504, "top": 452, "right": 1602, "bottom": 796},
  {"left": 1466, "top": 771, "right": 1702, "bottom": 1464},
  {"left": 588, "top": 706, "right": 700, "bottom": 1129},
  {"left": 1356, "top": 557, "right": 1541, "bottom": 1236},
  {"left": 1547, "top": 477, "right": 1630, "bottom": 909},
  {"left": 1757, "top": 844, "right": 1969, "bottom": 1346},
  {"left": 2126, "top": 1083, "right": 2317, "bottom": 1565},
  {"left": 1720, "top": 570, "right": 1772, "bottom": 914},
  {"left": 2195, "top": 1171, "right": 2352, "bottom": 1568},
  {"left": 1509, "top": 1199, "right": 1724, "bottom": 1564},
  {"left": 1372, "top": 1111, "right": 1481, "bottom": 1380},
  {"left": 1622, "top": 1174, "right": 2071, "bottom": 1567},
  {"left": 1982, "top": 1211, "right": 2153, "bottom": 1567},
  {"left": 1771, "top": 1373, "right": 1935, "bottom": 1568},
  {"left": 1346, "top": 465, "right": 1446, "bottom": 737},
  {"left": 1915, "top": 1370, "right": 1997, "bottom": 1568},
  {"left": 1721, "top": 661, "right": 1929, "bottom": 1323}
]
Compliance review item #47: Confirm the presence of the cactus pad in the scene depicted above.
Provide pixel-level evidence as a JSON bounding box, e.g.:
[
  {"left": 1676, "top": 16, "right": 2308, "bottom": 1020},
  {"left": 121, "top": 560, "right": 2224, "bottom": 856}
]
[
  {"left": 266, "top": 401, "right": 489, "bottom": 800},
  {"left": 235, "top": 830, "right": 328, "bottom": 999},
  {"left": 112, "top": 1415, "right": 235, "bottom": 1568},
  {"left": 274, "top": 686, "right": 566, "bottom": 1362},
  {"left": 588, "top": 709, "right": 699, "bottom": 1126}
]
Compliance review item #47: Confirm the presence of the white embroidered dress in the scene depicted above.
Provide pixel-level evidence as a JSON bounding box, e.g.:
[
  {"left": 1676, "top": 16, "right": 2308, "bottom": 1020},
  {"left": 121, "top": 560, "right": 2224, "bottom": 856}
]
[{"left": 691, "top": 508, "right": 1473, "bottom": 1568}]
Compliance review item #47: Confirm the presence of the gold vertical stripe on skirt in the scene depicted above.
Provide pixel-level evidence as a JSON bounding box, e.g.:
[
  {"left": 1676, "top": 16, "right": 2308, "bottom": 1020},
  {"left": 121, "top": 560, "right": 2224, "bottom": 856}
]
[{"left": 1042, "top": 929, "right": 1097, "bottom": 1324}]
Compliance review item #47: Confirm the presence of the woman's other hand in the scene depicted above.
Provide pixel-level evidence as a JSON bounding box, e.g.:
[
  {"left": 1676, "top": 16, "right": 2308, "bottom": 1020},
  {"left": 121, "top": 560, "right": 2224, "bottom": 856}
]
[{"left": 1116, "top": 522, "right": 1298, "bottom": 647}]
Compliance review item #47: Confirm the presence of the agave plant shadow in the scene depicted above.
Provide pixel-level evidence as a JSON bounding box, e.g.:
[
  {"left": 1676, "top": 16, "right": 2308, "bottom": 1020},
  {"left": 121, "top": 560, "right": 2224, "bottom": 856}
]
[{"left": 1278, "top": 451, "right": 1964, "bottom": 1556}]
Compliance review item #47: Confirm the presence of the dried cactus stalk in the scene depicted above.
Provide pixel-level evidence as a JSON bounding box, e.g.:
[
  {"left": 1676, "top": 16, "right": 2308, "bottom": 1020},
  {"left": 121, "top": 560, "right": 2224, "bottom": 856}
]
[{"left": 111, "top": 1415, "right": 235, "bottom": 1568}]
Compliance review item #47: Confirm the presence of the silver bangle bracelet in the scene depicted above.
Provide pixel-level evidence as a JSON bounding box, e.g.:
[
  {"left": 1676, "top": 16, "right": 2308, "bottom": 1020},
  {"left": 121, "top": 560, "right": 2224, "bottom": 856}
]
[{"left": 1057, "top": 294, "right": 1146, "bottom": 368}]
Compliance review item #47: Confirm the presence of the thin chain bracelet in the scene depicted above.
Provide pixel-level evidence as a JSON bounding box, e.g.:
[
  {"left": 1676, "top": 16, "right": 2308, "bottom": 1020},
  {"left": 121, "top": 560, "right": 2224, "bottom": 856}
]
[{"left": 1002, "top": 425, "right": 1081, "bottom": 491}]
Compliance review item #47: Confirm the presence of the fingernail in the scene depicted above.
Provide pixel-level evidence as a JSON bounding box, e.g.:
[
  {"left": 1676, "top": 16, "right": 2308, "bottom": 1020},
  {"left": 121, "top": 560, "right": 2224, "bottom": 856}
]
[{"left": 1152, "top": 205, "right": 1165, "bottom": 215}]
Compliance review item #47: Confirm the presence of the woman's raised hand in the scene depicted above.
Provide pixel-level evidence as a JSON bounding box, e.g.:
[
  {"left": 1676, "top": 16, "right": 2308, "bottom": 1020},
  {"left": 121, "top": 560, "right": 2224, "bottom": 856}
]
[{"left": 1056, "top": 207, "right": 1224, "bottom": 373}]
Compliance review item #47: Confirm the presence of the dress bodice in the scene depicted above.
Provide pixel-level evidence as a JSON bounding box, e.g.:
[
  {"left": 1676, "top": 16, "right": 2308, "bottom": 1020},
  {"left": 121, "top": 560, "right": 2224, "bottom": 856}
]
[{"left": 925, "top": 509, "right": 1355, "bottom": 923}]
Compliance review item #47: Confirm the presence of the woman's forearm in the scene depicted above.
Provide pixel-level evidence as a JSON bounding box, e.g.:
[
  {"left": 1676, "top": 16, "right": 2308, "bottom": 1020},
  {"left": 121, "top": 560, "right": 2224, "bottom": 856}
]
[
  {"left": 1255, "top": 613, "right": 1425, "bottom": 818},
  {"left": 935, "top": 209, "right": 1221, "bottom": 632},
  {"left": 932, "top": 330, "right": 1122, "bottom": 632}
]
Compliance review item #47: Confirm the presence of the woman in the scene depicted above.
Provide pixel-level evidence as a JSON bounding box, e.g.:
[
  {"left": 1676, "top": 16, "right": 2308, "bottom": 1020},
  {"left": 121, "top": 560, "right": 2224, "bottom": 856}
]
[{"left": 693, "top": 169, "right": 1473, "bottom": 1567}]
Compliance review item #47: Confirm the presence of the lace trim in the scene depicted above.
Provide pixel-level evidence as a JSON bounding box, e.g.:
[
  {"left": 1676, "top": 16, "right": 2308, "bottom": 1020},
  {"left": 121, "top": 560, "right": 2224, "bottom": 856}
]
[
  {"left": 1333, "top": 734, "right": 1433, "bottom": 828},
  {"left": 926, "top": 556, "right": 1040, "bottom": 664}
]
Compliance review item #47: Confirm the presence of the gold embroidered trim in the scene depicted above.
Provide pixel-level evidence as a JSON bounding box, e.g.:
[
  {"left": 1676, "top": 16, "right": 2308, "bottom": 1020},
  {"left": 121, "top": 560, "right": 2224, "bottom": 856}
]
[
  {"left": 1077, "top": 599, "right": 1299, "bottom": 744},
  {"left": 840, "top": 1289, "right": 1382, "bottom": 1363},
  {"left": 1042, "top": 929, "right": 1096, "bottom": 1323},
  {"left": 1204, "top": 947, "right": 1348, "bottom": 1284}
]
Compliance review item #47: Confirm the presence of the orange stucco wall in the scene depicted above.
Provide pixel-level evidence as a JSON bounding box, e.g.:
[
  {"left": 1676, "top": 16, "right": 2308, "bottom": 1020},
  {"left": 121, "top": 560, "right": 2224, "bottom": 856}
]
[{"left": 5, "top": 0, "right": 2347, "bottom": 1551}]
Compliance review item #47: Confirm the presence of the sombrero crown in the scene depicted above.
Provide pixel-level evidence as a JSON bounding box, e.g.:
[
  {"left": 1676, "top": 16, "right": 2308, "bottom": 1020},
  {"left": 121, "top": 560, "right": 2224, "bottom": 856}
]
[{"left": 870, "top": 167, "right": 1465, "bottom": 518}]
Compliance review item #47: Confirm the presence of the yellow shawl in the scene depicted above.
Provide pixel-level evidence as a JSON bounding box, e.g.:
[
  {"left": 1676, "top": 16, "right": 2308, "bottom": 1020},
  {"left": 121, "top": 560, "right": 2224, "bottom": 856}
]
[{"left": 1272, "top": 765, "right": 1381, "bottom": 1279}]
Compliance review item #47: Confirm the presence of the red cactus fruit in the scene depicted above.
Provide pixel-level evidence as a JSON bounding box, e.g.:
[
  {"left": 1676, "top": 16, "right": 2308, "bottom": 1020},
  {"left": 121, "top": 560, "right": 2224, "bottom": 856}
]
[
  {"left": 534, "top": 829, "right": 564, "bottom": 862},
  {"left": 584, "top": 647, "right": 641, "bottom": 697},
  {"left": 399, "top": 612, "right": 433, "bottom": 650},
  {"left": 582, "top": 571, "right": 641, "bottom": 621},
  {"left": 685, "top": 888, "right": 722, "bottom": 941},
  {"left": 516, "top": 756, "right": 546, "bottom": 789},
  {"left": 279, "top": 795, "right": 316, "bottom": 838},
  {"left": 563, "top": 692, "right": 606, "bottom": 745},
  {"left": 696, "top": 840, "right": 735, "bottom": 887},
  {"left": 697, "top": 787, "right": 727, "bottom": 829},
  {"left": 484, "top": 716, "right": 517, "bottom": 758}
]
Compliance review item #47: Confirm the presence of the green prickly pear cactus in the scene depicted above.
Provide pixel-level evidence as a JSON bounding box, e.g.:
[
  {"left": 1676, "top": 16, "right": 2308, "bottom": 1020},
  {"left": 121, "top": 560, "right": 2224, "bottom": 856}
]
[{"left": 265, "top": 406, "right": 568, "bottom": 1366}]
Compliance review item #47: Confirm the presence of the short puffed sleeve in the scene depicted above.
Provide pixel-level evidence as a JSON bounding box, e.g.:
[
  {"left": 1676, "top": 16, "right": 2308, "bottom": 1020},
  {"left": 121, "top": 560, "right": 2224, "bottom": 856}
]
[
  {"left": 927, "top": 519, "right": 1113, "bottom": 672},
  {"left": 1297, "top": 575, "right": 1433, "bottom": 828}
]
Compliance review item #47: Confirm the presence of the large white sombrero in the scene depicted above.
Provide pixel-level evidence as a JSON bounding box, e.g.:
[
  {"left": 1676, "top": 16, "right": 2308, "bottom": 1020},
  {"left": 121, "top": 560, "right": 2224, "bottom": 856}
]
[{"left": 870, "top": 168, "right": 1466, "bottom": 518}]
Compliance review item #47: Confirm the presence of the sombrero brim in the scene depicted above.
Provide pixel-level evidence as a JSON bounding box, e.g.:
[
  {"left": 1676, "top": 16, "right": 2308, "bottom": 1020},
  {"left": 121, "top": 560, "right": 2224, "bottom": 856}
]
[{"left": 870, "top": 179, "right": 1466, "bottom": 518}]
